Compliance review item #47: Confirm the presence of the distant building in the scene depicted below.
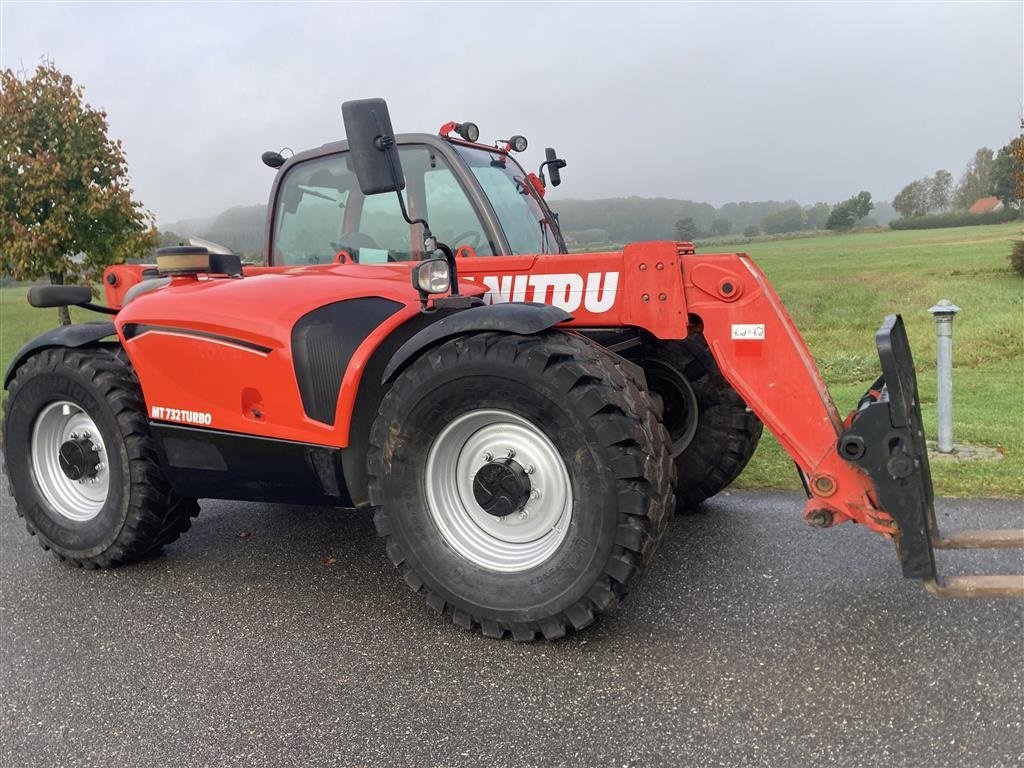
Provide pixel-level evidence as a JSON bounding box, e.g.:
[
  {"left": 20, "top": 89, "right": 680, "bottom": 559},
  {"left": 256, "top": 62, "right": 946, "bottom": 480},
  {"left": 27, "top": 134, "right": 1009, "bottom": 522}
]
[{"left": 968, "top": 196, "right": 1004, "bottom": 214}]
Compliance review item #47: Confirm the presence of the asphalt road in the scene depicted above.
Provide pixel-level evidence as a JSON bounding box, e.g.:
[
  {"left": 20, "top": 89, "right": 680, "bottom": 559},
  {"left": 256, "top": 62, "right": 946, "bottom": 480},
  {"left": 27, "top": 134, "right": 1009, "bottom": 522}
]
[{"left": 1, "top": 488, "right": 1022, "bottom": 768}]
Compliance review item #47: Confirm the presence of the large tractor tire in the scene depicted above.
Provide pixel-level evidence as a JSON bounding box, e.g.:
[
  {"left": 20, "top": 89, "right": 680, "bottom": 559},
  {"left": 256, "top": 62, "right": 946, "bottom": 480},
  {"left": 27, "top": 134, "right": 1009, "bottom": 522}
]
[
  {"left": 625, "top": 334, "right": 763, "bottom": 511},
  {"left": 367, "top": 331, "right": 673, "bottom": 641},
  {"left": 2, "top": 347, "right": 200, "bottom": 567}
]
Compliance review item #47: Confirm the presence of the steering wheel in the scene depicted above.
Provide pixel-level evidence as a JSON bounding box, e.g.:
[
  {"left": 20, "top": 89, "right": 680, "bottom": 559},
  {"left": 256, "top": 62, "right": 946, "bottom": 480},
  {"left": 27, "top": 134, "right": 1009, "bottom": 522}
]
[
  {"left": 334, "top": 232, "right": 382, "bottom": 251},
  {"left": 332, "top": 232, "right": 384, "bottom": 262},
  {"left": 450, "top": 230, "right": 482, "bottom": 250}
]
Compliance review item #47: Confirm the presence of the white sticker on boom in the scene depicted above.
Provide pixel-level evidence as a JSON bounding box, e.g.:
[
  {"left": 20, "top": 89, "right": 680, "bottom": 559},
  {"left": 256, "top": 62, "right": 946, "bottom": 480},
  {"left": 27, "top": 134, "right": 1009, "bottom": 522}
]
[{"left": 731, "top": 324, "right": 765, "bottom": 340}]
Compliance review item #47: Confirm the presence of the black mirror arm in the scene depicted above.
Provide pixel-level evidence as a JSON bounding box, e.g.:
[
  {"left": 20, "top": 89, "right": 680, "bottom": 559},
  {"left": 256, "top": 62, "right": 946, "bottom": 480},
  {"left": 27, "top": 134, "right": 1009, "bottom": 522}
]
[
  {"left": 434, "top": 241, "right": 459, "bottom": 297},
  {"left": 81, "top": 302, "right": 118, "bottom": 315},
  {"left": 379, "top": 136, "right": 460, "bottom": 297},
  {"left": 538, "top": 158, "right": 566, "bottom": 181},
  {"left": 378, "top": 136, "right": 428, "bottom": 233}
]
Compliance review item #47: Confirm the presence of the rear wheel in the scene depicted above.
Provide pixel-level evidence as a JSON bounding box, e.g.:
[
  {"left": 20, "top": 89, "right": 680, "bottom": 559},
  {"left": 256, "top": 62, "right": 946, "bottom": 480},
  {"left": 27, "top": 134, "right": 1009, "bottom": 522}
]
[
  {"left": 368, "top": 331, "right": 673, "bottom": 641},
  {"left": 625, "top": 334, "right": 763, "bottom": 511},
  {"left": 2, "top": 347, "right": 199, "bottom": 567}
]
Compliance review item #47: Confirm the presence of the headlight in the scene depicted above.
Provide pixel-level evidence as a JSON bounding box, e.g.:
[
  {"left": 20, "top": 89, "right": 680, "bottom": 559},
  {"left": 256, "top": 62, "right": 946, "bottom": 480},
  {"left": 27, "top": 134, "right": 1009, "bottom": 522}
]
[{"left": 412, "top": 258, "right": 451, "bottom": 295}]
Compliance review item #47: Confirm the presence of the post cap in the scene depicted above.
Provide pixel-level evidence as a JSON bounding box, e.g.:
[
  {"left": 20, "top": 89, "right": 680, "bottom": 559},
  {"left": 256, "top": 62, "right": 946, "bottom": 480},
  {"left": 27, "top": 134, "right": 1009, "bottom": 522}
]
[{"left": 928, "top": 299, "right": 961, "bottom": 317}]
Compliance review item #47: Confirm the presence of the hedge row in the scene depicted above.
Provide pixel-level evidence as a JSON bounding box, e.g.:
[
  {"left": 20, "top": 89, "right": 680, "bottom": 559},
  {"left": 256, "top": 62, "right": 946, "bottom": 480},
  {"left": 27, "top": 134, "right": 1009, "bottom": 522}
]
[
  {"left": 890, "top": 207, "right": 1021, "bottom": 230},
  {"left": 1010, "top": 240, "right": 1024, "bottom": 277}
]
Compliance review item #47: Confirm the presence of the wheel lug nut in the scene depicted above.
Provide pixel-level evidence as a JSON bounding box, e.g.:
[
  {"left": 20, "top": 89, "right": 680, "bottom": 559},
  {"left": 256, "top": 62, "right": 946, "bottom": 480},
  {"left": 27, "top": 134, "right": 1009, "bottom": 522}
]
[
  {"left": 91, "top": 445, "right": 101, "bottom": 452},
  {"left": 505, "top": 448, "right": 515, "bottom": 459},
  {"left": 95, "top": 463, "right": 105, "bottom": 472},
  {"left": 82, "top": 430, "right": 91, "bottom": 439},
  {"left": 70, "top": 432, "right": 79, "bottom": 440},
  {"left": 482, "top": 452, "right": 493, "bottom": 462},
  {"left": 524, "top": 464, "right": 535, "bottom": 475},
  {"left": 530, "top": 489, "right": 541, "bottom": 500},
  {"left": 519, "top": 510, "right": 529, "bottom": 520}
]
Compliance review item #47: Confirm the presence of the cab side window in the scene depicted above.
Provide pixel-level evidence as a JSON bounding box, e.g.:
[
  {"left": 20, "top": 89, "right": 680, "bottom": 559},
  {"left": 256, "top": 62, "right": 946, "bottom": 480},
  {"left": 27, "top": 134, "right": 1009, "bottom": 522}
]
[
  {"left": 357, "top": 192, "right": 412, "bottom": 262},
  {"left": 273, "top": 155, "right": 351, "bottom": 265},
  {"left": 273, "top": 145, "right": 494, "bottom": 265},
  {"left": 423, "top": 166, "right": 494, "bottom": 255}
]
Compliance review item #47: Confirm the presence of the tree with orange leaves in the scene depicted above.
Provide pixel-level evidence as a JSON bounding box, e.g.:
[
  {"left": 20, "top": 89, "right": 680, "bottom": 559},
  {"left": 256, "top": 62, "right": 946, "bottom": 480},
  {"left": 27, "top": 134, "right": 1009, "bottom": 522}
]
[{"left": 0, "top": 62, "right": 156, "bottom": 324}]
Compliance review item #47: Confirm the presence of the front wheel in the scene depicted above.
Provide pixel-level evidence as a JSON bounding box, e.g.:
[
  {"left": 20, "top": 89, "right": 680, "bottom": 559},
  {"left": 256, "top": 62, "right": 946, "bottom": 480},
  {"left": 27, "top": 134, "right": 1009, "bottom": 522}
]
[{"left": 368, "top": 331, "right": 673, "bottom": 641}]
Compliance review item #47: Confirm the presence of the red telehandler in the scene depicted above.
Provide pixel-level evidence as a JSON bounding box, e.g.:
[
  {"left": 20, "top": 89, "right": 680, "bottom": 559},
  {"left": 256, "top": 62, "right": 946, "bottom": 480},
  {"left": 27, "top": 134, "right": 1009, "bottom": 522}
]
[{"left": 4, "top": 99, "right": 1021, "bottom": 641}]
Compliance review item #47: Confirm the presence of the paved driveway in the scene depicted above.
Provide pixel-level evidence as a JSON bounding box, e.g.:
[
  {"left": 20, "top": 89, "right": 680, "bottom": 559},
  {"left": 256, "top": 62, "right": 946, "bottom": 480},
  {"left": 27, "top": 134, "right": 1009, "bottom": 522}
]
[{"left": 2, "top": 489, "right": 1021, "bottom": 767}]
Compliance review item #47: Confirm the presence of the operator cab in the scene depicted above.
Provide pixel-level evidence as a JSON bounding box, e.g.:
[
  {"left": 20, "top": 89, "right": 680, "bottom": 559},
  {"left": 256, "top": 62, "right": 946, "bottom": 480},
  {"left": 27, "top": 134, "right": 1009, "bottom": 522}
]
[{"left": 265, "top": 119, "right": 567, "bottom": 268}]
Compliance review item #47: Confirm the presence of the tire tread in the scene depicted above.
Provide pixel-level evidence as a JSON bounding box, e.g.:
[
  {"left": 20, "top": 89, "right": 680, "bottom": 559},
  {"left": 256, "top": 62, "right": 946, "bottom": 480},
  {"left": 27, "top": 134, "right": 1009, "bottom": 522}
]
[
  {"left": 367, "top": 331, "right": 673, "bottom": 642},
  {"left": 2, "top": 346, "right": 199, "bottom": 567}
]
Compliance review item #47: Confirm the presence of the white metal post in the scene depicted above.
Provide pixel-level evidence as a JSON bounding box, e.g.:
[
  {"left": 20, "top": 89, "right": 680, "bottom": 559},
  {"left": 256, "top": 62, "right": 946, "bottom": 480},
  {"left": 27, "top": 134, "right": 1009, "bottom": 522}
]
[{"left": 928, "top": 300, "right": 961, "bottom": 454}]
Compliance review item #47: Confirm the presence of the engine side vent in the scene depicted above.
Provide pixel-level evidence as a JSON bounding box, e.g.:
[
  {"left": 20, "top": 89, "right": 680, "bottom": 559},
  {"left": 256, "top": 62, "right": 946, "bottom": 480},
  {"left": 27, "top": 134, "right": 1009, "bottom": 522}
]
[{"left": 291, "top": 298, "right": 403, "bottom": 424}]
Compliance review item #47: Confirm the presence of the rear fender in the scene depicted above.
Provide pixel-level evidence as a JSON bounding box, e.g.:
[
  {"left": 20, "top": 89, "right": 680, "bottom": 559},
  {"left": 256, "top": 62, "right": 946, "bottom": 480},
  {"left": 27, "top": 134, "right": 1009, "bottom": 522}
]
[{"left": 4, "top": 322, "right": 117, "bottom": 388}]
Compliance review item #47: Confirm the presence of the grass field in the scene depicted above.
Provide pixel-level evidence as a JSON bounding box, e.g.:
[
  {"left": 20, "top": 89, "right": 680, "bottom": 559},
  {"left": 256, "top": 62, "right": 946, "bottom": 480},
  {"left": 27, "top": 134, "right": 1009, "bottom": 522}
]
[
  {"left": 1, "top": 288, "right": 91, "bottom": 390},
  {"left": 1, "top": 222, "right": 1021, "bottom": 496},
  {"left": 718, "top": 222, "right": 1023, "bottom": 497}
]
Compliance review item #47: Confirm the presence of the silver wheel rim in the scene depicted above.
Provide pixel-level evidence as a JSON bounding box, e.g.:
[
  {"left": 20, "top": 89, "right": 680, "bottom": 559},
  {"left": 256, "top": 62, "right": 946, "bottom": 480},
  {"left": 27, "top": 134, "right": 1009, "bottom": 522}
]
[
  {"left": 30, "top": 401, "right": 109, "bottom": 522},
  {"left": 424, "top": 409, "right": 573, "bottom": 573}
]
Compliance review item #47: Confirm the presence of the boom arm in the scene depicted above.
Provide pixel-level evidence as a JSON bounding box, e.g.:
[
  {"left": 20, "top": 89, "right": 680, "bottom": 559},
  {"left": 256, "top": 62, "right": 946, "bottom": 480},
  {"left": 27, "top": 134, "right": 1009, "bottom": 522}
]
[
  {"left": 681, "top": 255, "right": 1024, "bottom": 597},
  {"left": 679, "top": 252, "right": 899, "bottom": 536}
]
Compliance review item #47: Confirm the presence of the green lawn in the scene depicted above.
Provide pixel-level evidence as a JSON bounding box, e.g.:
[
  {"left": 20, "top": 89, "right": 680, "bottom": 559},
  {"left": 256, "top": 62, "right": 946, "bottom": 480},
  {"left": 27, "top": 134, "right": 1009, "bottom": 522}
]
[
  {"left": 1, "top": 287, "right": 92, "bottom": 387},
  {"left": 715, "top": 222, "right": 1023, "bottom": 497},
  {"left": 2, "top": 222, "right": 1021, "bottom": 496}
]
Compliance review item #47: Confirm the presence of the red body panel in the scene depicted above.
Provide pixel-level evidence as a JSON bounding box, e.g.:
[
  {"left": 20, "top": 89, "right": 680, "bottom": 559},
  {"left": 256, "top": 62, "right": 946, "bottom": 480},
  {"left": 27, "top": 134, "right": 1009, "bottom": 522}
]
[
  {"left": 458, "top": 242, "right": 689, "bottom": 339},
  {"left": 104, "top": 263, "right": 151, "bottom": 307},
  {"left": 111, "top": 264, "right": 479, "bottom": 448}
]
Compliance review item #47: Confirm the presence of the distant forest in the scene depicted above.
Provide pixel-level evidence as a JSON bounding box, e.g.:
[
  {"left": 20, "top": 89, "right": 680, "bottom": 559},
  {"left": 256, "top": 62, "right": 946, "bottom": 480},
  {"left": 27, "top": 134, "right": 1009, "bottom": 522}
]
[
  {"left": 161, "top": 196, "right": 899, "bottom": 259},
  {"left": 551, "top": 197, "right": 896, "bottom": 246}
]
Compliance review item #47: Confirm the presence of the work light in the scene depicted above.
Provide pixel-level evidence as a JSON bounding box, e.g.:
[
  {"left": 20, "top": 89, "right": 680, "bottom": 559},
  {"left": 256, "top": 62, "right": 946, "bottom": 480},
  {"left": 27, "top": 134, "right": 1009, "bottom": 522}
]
[
  {"left": 412, "top": 258, "right": 451, "bottom": 295},
  {"left": 456, "top": 122, "right": 480, "bottom": 142}
]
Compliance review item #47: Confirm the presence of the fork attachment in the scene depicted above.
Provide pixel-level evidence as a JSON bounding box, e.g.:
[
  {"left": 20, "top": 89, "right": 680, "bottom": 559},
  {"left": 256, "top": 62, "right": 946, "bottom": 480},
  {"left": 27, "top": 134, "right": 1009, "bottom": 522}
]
[{"left": 838, "top": 315, "right": 1023, "bottom": 598}]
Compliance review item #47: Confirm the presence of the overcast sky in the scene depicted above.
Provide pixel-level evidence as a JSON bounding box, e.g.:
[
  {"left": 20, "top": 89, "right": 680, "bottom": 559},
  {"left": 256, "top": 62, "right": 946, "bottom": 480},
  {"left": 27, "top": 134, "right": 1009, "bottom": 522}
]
[{"left": 2, "top": 1, "right": 1021, "bottom": 226}]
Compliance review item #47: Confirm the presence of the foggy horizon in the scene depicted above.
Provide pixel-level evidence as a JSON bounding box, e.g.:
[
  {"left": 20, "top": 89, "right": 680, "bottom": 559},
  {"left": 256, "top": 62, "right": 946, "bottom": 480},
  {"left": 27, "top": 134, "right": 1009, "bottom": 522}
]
[{"left": 2, "top": 1, "right": 1021, "bottom": 227}]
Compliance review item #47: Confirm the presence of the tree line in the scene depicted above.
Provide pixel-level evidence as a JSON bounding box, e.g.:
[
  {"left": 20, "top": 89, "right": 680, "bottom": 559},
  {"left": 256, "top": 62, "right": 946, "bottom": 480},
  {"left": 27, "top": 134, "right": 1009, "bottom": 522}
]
[
  {"left": 892, "top": 139, "right": 1021, "bottom": 219},
  {"left": 162, "top": 195, "right": 899, "bottom": 256},
  {"left": 548, "top": 195, "right": 897, "bottom": 247}
]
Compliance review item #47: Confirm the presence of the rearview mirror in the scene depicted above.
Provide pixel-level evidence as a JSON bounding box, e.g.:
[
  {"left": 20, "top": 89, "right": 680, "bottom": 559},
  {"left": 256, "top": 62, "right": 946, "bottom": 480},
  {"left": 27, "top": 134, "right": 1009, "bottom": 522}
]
[
  {"left": 27, "top": 284, "right": 92, "bottom": 308},
  {"left": 544, "top": 148, "right": 566, "bottom": 187},
  {"left": 341, "top": 98, "right": 405, "bottom": 195}
]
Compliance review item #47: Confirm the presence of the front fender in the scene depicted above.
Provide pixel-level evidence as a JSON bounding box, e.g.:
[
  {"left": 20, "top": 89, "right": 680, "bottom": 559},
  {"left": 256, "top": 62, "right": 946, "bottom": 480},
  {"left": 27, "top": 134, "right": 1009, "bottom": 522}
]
[
  {"left": 381, "top": 302, "right": 572, "bottom": 383},
  {"left": 4, "top": 322, "right": 117, "bottom": 388}
]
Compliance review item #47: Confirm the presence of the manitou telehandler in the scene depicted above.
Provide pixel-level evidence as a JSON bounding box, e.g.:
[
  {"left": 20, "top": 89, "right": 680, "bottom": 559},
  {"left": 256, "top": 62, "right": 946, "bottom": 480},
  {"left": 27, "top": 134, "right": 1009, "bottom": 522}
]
[{"left": 4, "top": 99, "right": 1021, "bottom": 641}]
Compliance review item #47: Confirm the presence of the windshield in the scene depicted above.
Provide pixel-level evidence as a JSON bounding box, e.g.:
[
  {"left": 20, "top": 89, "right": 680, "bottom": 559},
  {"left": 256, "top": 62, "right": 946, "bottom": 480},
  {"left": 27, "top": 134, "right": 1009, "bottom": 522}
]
[{"left": 453, "top": 145, "right": 565, "bottom": 255}]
